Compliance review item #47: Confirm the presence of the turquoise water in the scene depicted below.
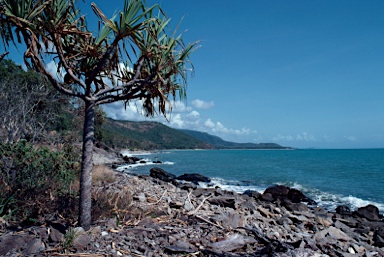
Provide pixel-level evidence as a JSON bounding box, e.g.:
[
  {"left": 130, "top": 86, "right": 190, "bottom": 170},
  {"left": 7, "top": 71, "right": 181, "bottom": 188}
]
[{"left": 118, "top": 149, "right": 384, "bottom": 212}]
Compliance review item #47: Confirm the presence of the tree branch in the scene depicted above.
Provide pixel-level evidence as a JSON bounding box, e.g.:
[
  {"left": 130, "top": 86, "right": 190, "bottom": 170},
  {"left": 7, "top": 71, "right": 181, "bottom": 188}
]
[
  {"left": 51, "top": 33, "right": 87, "bottom": 90},
  {"left": 0, "top": 51, "right": 9, "bottom": 61},
  {"left": 85, "top": 37, "right": 120, "bottom": 86}
]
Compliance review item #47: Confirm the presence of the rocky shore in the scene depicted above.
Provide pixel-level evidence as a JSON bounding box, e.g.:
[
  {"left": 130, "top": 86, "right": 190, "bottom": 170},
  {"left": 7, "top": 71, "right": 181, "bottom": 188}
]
[{"left": 1, "top": 151, "right": 384, "bottom": 256}]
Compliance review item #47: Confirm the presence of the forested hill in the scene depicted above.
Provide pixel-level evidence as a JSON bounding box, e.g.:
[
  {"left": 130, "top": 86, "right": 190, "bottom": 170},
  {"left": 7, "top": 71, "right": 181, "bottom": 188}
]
[
  {"left": 180, "top": 129, "right": 292, "bottom": 149},
  {"left": 99, "top": 118, "right": 292, "bottom": 150},
  {"left": 100, "top": 119, "right": 213, "bottom": 150}
]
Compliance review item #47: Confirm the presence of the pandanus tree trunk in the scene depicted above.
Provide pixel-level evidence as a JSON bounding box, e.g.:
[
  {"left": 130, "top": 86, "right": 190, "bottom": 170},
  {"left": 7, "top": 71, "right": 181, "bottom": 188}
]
[{"left": 79, "top": 100, "right": 95, "bottom": 230}]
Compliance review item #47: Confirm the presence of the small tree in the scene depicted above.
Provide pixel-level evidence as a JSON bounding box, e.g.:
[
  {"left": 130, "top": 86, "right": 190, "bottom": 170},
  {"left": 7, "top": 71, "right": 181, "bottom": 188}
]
[
  {"left": 0, "top": 0, "right": 197, "bottom": 230},
  {"left": 0, "top": 59, "right": 57, "bottom": 143}
]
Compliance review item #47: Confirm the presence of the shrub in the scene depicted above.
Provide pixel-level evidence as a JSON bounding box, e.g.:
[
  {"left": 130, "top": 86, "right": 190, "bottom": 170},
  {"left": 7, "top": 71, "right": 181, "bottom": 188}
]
[{"left": 0, "top": 140, "right": 80, "bottom": 224}]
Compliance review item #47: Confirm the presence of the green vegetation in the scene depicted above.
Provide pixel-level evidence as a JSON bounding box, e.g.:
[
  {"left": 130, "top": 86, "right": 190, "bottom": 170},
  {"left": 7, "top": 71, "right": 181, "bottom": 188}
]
[
  {"left": 180, "top": 129, "right": 292, "bottom": 149},
  {"left": 0, "top": 140, "right": 80, "bottom": 224},
  {"left": 100, "top": 119, "right": 212, "bottom": 150}
]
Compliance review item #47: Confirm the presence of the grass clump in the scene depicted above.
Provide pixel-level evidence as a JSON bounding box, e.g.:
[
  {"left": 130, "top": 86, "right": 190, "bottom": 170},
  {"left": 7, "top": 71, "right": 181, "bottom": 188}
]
[{"left": 92, "top": 164, "right": 116, "bottom": 185}]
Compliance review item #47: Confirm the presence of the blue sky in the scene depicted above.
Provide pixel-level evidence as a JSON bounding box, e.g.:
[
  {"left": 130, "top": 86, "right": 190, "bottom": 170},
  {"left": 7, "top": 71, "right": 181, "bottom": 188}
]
[{"left": 3, "top": 1, "right": 384, "bottom": 149}]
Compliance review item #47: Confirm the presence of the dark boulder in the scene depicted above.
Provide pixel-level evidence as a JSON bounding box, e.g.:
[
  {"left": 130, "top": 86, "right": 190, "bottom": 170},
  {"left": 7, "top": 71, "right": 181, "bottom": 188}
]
[
  {"left": 288, "top": 188, "right": 316, "bottom": 205},
  {"left": 243, "top": 189, "right": 262, "bottom": 199},
  {"left": 174, "top": 181, "right": 197, "bottom": 191},
  {"left": 335, "top": 205, "right": 351, "bottom": 215},
  {"left": 354, "top": 204, "right": 381, "bottom": 221},
  {"left": 374, "top": 227, "right": 384, "bottom": 247},
  {"left": 149, "top": 167, "right": 176, "bottom": 182},
  {"left": 283, "top": 200, "right": 309, "bottom": 212},
  {"left": 261, "top": 193, "right": 275, "bottom": 202},
  {"left": 263, "top": 185, "right": 290, "bottom": 198},
  {"left": 130, "top": 156, "right": 141, "bottom": 162},
  {"left": 176, "top": 173, "right": 211, "bottom": 185},
  {"left": 263, "top": 185, "right": 316, "bottom": 205},
  {"left": 123, "top": 156, "right": 140, "bottom": 164},
  {"left": 208, "top": 197, "right": 236, "bottom": 209},
  {"left": 193, "top": 188, "right": 218, "bottom": 197}
]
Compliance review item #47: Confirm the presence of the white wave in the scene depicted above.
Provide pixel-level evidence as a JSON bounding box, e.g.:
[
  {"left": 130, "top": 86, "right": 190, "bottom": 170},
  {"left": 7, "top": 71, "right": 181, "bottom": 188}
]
[
  {"left": 304, "top": 189, "right": 384, "bottom": 213},
  {"left": 215, "top": 179, "right": 384, "bottom": 213},
  {"left": 209, "top": 177, "right": 265, "bottom": 193},
  {"left": 115, "top": 158, "right": 173, "bottom": 173},
  {"left": 340, "top": 195, "right": 384, "bottom": 212},
  {"left": 120, "top": 150, "right": 153, "bottom": 157}
]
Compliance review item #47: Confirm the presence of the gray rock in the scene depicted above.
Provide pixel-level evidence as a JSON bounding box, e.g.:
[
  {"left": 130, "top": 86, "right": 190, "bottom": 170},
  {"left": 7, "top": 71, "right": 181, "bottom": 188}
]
[
  {"left": 164, "top": 244, "right": 195, "bottom": 254},
  {"left": 135, "top": 192, "right": 146, "bottom": 203},
  {"left": 49, "top": 226, "right": 64, "bottom": 242},
  {"left": 243, "top": 189, "right": 262, "bottom": 199},
  {"left": 107, "top": 217, "right": 117, "bottom": 229},
  {"left": 24, "top": 238, "right": 44, "bottom": 255},
  {"left": 334, "top": 220, "right": 353, "bottom": 234},
  {"left": 210, "top": 234, "right": 257, "bottom": 252},
  {"left": 208, "top": 196, "right": 236, "bottom": 209},
  {"left": 184, "top": 198, "right": 194, "bottom": 211},
  {"left": 278, "top": 216, "right": 293, "bottom": 225},
  {"left": 327, "top": 226, "right": 352, "bottom": 241},
  {"left": 193, "top": 187, "right": 216, "bottom": 197},
  {"left": 72, "top": 227, "right": 91, "bottom": 250},
  {"left": 0, "top": 234, "right": 34, "bottom": 255},
  {"left": 286, "top": 248, "right": 330, "bottom": 257}
]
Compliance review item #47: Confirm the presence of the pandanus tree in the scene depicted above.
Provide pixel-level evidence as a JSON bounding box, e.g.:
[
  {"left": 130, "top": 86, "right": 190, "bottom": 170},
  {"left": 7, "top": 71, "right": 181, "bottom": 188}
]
[{"left": 0, "top": 0, "right": 197, "bottom": 230}]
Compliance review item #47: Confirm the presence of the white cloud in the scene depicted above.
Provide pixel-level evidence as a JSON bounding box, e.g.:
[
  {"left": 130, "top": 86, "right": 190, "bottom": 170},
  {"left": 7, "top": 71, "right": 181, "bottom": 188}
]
[
  {"left": 46, "top": 61, "right": 64, "bottom": 82},
  {"left": 103, "top": 101, "right": 146, "bottom": 121},
  {"left": 170, "top": 114, "right": 184, "bottom": 128},
  {"left": 204, "top": 118, "right": 215, "bottom": 128},
  {"left": 102, "top": 95, "right": 259, "bottom": 143},
  {"left": 186, "top": 110, "right": 200, "bottom": 119},
  {"left": 273, "top": 132, "right": 316, "bottom": 142},
  {"left": 296, "top": 132, "right": 316, "bottom": 141},
  {"left": 191, "top": 99, "right": 214, "bottom": 109},
  {"left": 202, "top": 119, "right": 257, "bottom": 137},
  {"left": 273, "top": 134, "right": 294, "bottom": 141},
  {"left": 171, "top": 101, "right": 193, "bottom": 113}
]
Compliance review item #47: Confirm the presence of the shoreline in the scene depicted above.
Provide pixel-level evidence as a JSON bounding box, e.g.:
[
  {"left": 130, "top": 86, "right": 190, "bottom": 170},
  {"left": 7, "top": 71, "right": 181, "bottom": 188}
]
[
  {"left": 1, "top": 149, "right": 384, "bottom": 256},
  {"left": 102, "top": 151, "right": 384, "bottom": 256},
  {"left": 109, "top": 149, "right": 384, "bottom": 215}
]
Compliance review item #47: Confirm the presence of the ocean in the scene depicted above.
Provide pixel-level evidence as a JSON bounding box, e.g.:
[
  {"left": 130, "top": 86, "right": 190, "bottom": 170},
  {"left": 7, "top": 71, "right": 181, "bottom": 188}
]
[{"left": 117, "top": 148, "right": 384, "bottom": 213}]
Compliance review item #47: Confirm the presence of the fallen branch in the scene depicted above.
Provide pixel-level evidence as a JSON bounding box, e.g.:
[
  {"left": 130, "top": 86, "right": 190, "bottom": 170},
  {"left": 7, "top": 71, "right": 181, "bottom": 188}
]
[
  {"left": 187, "top": 194, "right": 212, "bottom": 215},
  {"left": 145, "top": 189, "right": 167, "bottom": 205},
  {"left": 195, "top": 215, "right": 224, "bottom": 230},
  {"left": 186, "top": 189, "right": 193, "bottom": 205},
  {"left": 51, "top": 253, "right": 104, "bottom": 257}
]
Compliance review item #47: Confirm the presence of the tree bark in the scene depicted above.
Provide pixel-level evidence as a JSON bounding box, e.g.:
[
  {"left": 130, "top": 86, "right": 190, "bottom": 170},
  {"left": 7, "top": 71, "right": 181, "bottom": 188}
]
[{"left": 79, "top": 100, "right": 95, "bottom": 230}]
